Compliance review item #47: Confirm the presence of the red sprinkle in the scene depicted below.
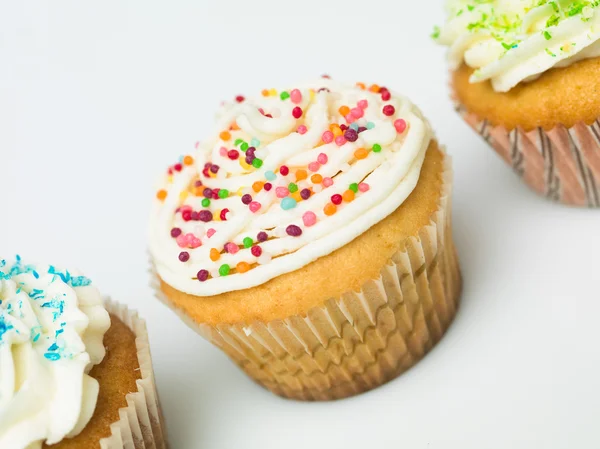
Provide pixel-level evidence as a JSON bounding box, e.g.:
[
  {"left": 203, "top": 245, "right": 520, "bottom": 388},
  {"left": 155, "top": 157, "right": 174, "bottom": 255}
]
[
  {"left": 331, "top": 194, "right": 343, "bottom": 205},
  {"left": 383, "top": 105, "right": 395, "bottom": 116},
  {"left": 220, "top": 208, "right": 229, "bottom": 221},
  {"left": 280, "top": 165, "right": 290, "bottom": 176},
  {"left": 264, "top": 182, "right": 272, "bottom": 191},
  {"left": 174, "top": 163, "right": 183, "bottom": 172},
  {"left": 228, "top": 149, "right": 239, "bottom": 160},
  {"left": 235, "top": 95, "right": 245, "bottom": 103},
  {"left": 182, "top": 210, "right": 192, "bottom": 221},
  {"left": 251, "top": 246, "right": 262, "bottom": 257},
  {"left": 381, "top": 90, "right": 391, "bottom": 101},
  {"left": 292, "top": 107, "right": 303, "bottom": 119},
  {"left": 286, "top": 225, "right": 303, "bottom": 237}
]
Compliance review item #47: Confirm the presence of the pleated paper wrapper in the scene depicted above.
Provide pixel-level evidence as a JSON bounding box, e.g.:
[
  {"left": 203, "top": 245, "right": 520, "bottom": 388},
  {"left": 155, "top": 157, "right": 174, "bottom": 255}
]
[
  {"left": 151, "top": 154, "right": 461, "bottom": 401},
  {"left": 100, "top": 300, "right": 168, "bottom": 449},
  {"left": 454, "top": 96, "right": 600, "bottom": 207}
]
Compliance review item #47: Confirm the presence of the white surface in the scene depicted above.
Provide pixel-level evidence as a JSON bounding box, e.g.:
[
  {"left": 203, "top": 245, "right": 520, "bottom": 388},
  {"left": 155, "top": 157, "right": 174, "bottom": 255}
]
[{"left": 1, "top": 1, "right": 598, "bottom": 448}]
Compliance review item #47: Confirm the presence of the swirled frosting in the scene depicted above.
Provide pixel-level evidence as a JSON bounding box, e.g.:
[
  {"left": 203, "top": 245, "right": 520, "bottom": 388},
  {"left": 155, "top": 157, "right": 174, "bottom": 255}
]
[
  {"left": 0, "top": 256, "right": 110, "bottom": 449},
  {"left": 149, "top": 79, "right": 432, "bottom": 297},
  {"left": 436, "top": 0, "right": 600, "bottom": 91}
]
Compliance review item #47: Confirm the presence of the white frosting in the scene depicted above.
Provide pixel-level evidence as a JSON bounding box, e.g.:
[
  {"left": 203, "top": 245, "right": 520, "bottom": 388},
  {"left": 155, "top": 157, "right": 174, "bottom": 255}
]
[
  {"left": 438, "top": 0, "right": 600, "bottom": 91},
  {"left": 149, "top": 79, "right": 432, "bottom": 296},
  {"left": 0, "top": 257, "right": 110, "bottom": 449}
]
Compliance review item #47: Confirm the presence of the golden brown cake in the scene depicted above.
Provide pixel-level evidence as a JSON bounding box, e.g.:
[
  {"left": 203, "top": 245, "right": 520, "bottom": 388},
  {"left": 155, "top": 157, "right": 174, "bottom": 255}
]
[
  {"left": 0, "top": 258, "right": 166, "bottom": 448},
  {"left": 437, "top": 0, "right": 600, "bottom": 206},
  {"left": 149, "top": 79, "right": 461, "bottom": 400}
]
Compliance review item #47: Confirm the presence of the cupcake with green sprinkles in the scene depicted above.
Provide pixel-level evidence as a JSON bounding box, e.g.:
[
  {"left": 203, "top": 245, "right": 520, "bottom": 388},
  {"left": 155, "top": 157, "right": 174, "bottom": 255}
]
[
  {"left": 149, "top": 77, "right": 461, "bottom": 401},
  {"left": 436, "top": 0, "right": 600, "bottom": 207},
  {"left": 0, "top": 256, "right": 166, "bottom": 449}
]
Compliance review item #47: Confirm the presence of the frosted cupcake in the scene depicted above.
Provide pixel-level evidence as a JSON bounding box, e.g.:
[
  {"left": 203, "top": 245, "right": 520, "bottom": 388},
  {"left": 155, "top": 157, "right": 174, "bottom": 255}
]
[
  {"left": 0, "top": 256, "right": 166, "bottom": 448},
  {"left": 150, "top": 79, "right": 461, "bottom": 401},
  {"left": 436, "top": 0, "right": 600, "bottom": 206}
]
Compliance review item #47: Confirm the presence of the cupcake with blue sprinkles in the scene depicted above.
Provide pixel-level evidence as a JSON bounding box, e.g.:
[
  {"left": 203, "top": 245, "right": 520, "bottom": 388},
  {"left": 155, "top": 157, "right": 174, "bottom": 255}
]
[{"left": 0, "top": 256, "right": 167, "bottom": 449}]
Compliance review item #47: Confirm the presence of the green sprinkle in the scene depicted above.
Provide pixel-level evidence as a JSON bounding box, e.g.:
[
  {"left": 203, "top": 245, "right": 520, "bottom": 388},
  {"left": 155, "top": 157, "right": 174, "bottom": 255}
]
[
  {"left": 280, "top": 91, "right": 290, "bottom": 100},
  {"left": 349, "top": 183, "right": 359, "bottom": 193},
  {"left": 243, "top": 237, "right": 253, "bottom": 248},
  {"left": 431, "top": 26, "right": 441, "bottom": 40},
  {"left": 201, "top": 198, "right": 211, "bottom": 207},
  {"left": 240, "top": 142, "right": 249, "bottom": 152},
  {"left": 372, "top": 143, "right": 382, "bottom": 153},
  {"left": 234, "top": 138, "right": 244, "bottom": 146},
  {"left": 219, "top": 264, "right": 231, "bottom": 276},
  {"left": 546, "top": 14, "right": 560, "bottom": 27},
  {"left": 218, "top": 189, "right": 229, "bottom": 199},
  {"left": 288, "top": 183, "right": 298, "bottom": 193},
  {"left": 545, "top": 48, "right": 557, "bottom": 57},
  {"left": 543, "top": 31, "right": 552, "bottom": 40},
  {"left": 252, "top": 158, "right": 263, "bottom": 169}
]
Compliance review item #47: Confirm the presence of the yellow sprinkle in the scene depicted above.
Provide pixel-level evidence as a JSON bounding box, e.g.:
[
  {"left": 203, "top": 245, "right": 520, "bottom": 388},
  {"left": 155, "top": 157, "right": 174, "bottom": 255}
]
[
  {"left": 236, "top": 188, "right": 244, "bottom": 196},
  {"left": 240, "top": 159, "right": 252, "bottom": 170},
  {"left": 214, "top": 209, "right": 222, "bottom": 221},
  {"left": 179, "top": 191, "right": 188, "bottom": 201},
  {"left": 269, "top": 88, "right": 277, "bottom": 96},
  {"left": 309, "top": 90, "right": 316, "bottom": 101},
  {"left": 167, "top": 176, "right": 173, "bottom": 183}
]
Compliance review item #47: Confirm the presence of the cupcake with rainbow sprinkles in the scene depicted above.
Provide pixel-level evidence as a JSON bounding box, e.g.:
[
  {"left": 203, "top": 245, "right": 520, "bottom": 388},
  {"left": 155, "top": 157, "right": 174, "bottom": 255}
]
[
  {"left": 436, "top": 0, "right": 600, "bottom": 207},
  {"left": 149, "top": 78, "right": 461, "bottom": 400},
  {"left": 0, "top": 256, "right": 166, "bottom": 448}
]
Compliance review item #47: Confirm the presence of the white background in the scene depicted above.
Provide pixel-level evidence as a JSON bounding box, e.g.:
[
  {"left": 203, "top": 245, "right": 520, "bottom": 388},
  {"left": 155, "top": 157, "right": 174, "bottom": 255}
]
[{"left": 1, "top": 1, "right": 599, "bottom": 448}]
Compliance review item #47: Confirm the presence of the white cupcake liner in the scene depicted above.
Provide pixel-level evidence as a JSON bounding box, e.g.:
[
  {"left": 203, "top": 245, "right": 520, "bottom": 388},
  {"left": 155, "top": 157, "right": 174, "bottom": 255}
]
[{"left": 100, "top": 300, "right": 168, "bottom": 449}]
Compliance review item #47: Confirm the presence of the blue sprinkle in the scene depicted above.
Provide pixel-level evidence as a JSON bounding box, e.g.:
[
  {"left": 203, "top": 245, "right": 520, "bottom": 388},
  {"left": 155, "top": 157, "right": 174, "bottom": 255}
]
[
  {"left": 265, "top": 171, "right": 277, "bottom": 181},
  {"left": 29, "top": 289, "right": 44, "bottom": 300},
  {"left": 280, "top": 197, "right": 297, "bottom": 211},
  {"left": 32, "top": 270, "right": 39, "bottom": 279},
  {"left": 366, "top": 122, "right": 375, "bottom": 130},
  {"left": 44, "top": 353, "right": 61, "bottom": 361},
  {"left": 70, "top": 276, "right": 92, "bottom": 287},
  {"left": 55, "top": 329, "right": 64, "bottom": 336},
  {"left": 33, "top": 333, "right": 40, "bottom": 342},
  {"left": 48, "top": 343, "right": 59, "bottom": 351},
  {"left": 350, "top": 123, "right": 359, "bottom": 131},
  {"left": 250, "top": 138, "right": 260, "bottom": 148}
]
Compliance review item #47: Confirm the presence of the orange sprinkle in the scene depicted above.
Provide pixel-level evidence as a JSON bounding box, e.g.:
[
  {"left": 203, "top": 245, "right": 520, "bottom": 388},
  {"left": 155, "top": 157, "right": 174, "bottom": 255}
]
[
  {"left": 210, "top": 248, "right": 220, "bottom": 262},
  {"left": 356, "top": 82, "right": 366, "bottom": 90},
  {"left": 183, "top": 155, "right": 194, "bottom": 166},
  {"left": 311, "top": 174, "right": 323, "bottom": 184},
  {"left": 230, "top": 121, "right": 240, "bottom": 131},
  {"left": 330, "top": 124, "right": 343, "bottom": 137},
  {"left": 219, "top": 131, "right": 231, "bottom": 141},
  {"left": 338, "top": 105, "right": 350, "bottom": 117},
  {"left": 291, "top": 191, "right": 302, "bottom": 202},
  {"left": 324, "top": 203, "right": 337, "bottom": 216},
  {"left": 354, "top": 148, "right": 369, "bottom": 160},
  {"left": 296, "top": 169, "right": 308, "bottom": 181},
  {"left": 237, "top": 261, "right": 251, "bottom": 273},
  {"left": 261, "top": 89, "right": 270, "bottom": 97},
  {"left": 369, "top": 84, "right": 380, "bottom": 93},
  {"left": 343, "top": 190, "right": 355, "bottom": 202},
  {"left": 194, "top": 188, "right": 204, "bottom": 197},
  {"left": 252, "top": 181, "right": 265, "bottom": 193},
  {"left": 156, "top": 190, "right": 167, "bottom": 201}
]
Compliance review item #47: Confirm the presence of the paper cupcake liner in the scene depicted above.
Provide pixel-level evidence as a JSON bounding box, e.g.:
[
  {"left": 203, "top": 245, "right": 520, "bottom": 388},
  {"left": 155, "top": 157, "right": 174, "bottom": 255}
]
[
  {"left": 100, "top": 300, "right": 168, "bottom": 449},
  {"left": 151, "top": 153, "right": 461, "bottom": 401},
  {"left": 454, "top": 98, "right": 600, "bottom": 207}
]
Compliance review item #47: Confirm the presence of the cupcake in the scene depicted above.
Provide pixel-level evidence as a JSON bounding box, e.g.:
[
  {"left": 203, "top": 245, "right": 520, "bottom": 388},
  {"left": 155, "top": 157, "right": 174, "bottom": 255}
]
[
  {"left": 0, "top": 256, "right": 167, "bottom": 448},
  {"left": 150, "top": 79, "right": 461, "bottom": 401},
  {"left": 436, "top": 0, "right": 600, "bottom": 207}
]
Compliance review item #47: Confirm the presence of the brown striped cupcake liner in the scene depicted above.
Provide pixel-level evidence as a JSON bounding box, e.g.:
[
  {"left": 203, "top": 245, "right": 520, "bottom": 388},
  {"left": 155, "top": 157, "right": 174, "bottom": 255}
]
[
  {"left": 454, "top": 98, "right": 600, "bottom": 207},
  {"left": 151, "top": 152, "right": 462, "bottom": 401},
  {"left": 101, "top": 300, "right": 168, "bottom": 449}
]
